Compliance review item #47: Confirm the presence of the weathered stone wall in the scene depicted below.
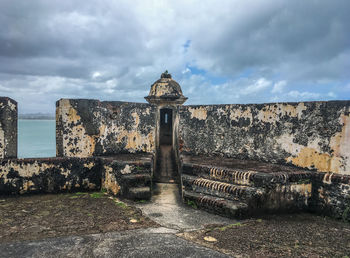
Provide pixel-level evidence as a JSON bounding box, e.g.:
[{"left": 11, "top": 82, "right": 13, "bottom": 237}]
[
  {"left": 0, "top": 97, "right": 17, "bottom": 159},
  {"left": 180, "top": 156, "right": 314, "bottom": 217},
  {"left": 101, "top": 155, "right": 153, "bottom": 199},
  {"left": 56, "top": 99, "right": 156, "bottom": 157},
  {"left": 0, "top": 157, "right": 101, "bottom": 195},
  {"left": 311, "top": 172, "right": 350, "bottom": 221},
  {"left": 178, "top": 101, "right": 350, "bottom": 174},
  {"left": 0, "top": 155, "right": 153, "bottom": 200}
]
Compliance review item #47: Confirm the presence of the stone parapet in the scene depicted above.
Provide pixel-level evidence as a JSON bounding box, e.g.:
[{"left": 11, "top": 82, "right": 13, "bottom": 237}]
[{"left": 0, "top": 97, "right": 17, "bottom": 159}]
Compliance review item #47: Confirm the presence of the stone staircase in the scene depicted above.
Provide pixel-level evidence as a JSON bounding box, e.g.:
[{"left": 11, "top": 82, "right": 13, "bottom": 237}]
[
  {"left": 121, "top": 172, "right": 152, "bottom": 200},
  {"left": 181, "top": 160, "right": 314, "bottom": 218},
  {"left": 101, "top": 156, "right": 153, "bottom": 201},
  {"left": 155, "top": 145, "right": 178, "bottom": 183}
]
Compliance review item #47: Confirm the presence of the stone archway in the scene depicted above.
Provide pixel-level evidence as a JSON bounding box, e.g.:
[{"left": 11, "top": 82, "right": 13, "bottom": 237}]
[
  {"left": 145, "top": 72, "right": 187, "bottom": 183},
  {"left": 155, "top": 107, "right": 176, "bottom": 183}
]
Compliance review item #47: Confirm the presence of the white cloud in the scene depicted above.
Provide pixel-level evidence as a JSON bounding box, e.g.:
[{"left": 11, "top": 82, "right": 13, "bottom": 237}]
[
  {"left": 92, "top": 72, "right": 102, "bottom": 79},
  {"left": 287, "top": 91, "right": 321, "bottom": 100},
  {"left": 327, "top": 91, "right": 336, "bottom": 98},
  {"left": 241, "top": 78, "right": 271, "bottom": 95},
  {"left": 271, "top": 80, "right": 287, "bottom": 94},
  {"left": 182, "top": 68, "right": 191, "bottom": 74},
  {"left": 0, "top": 0, "right": 349, "bottom": 113}
]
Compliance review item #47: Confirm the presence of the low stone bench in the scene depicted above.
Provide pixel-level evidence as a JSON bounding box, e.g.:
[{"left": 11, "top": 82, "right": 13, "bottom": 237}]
[
  {"left": 0, "top": 154, "right": 153, "bottom": 201},
  {"left": 180, "top": 155, "right": 329, "bottom": 218}
]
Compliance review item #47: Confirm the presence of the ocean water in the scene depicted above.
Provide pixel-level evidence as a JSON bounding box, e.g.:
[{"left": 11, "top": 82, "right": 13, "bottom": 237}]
[{"left": 18, "top": 119, "right": 56, "bottom": 158}]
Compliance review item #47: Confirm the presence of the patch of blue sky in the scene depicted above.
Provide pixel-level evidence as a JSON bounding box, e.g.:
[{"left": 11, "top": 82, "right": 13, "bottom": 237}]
[
  {"left": 183, "top": 40, "right": 191, "bottom": 53},
  {"left": 237, "top": 68, "right": 255, "bottom": 79},
  {"left": 186, "top": 65, "right": 228, "bottom": 85},
  {"left": 292, "top": 81, "right": 343, "bottom": 96}
]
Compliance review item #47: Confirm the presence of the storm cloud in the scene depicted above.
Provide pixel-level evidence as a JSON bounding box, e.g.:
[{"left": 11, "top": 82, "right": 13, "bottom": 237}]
[{"left": 0, "top": 0, "right": 349, "bottom": 113}]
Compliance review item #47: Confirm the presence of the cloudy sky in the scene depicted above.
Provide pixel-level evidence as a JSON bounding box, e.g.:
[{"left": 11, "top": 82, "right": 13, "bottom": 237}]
[{"left": 0, "top": 0, "right": 349, "bottom": 114}]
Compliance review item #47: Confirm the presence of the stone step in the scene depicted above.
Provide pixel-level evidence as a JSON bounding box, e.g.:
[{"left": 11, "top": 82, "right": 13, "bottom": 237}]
[
  {"left": 182, "top": 190, "right": 249, "bottom": 218},
  {"left": 182, "top": 163, "right": 313, "bottom": 187},
  {"left": 127, "top": 186, "right": 152, "bottom": 200},
  {"left": 155, "top": 145, "right": 178, "bottom": 183},
  {"left": 182, "top": 175, "right": 265, "bottom": 206},
  {"left": 182, "top": 164, "right": 257, "bottom": 186},
  {"left": 121, "top": 173, "right": 152, "bottom": 187}
]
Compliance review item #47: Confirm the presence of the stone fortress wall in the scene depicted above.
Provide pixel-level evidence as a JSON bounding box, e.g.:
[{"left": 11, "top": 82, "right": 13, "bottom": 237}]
[
  {"left": 179, "top": 101, "right": 350, "bottom": 174},
  {"left": 0, "top": 73, "right": 349, "bottom": 220},
  {"left": 0, "top": 97, "right": 154, "bottom": 197},
  {"left": 56, "top": 99, "right": 157, "bottom": 157},
  {"left": 0, "top": 97, "right": 17, "bottom": 159},
  {"left": 178, "top": 101, "right": 350, "bottom": 219}
]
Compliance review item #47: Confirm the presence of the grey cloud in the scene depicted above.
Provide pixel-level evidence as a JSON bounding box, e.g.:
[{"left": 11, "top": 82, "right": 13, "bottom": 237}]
[
  {"left": 189, "top": 0, "right": 350, "bottom": 81},
  {"left": 0, "top": 0, "right": 349, "bottom": 113}
]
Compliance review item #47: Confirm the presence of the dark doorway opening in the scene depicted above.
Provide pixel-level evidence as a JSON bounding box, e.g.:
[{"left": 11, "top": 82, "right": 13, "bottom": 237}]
[
  {"left": 155, "top": 108, "right": 178, "bottom": 183},
  {"left": 159, "top": 108, "right": 173, "bottom": 145}
]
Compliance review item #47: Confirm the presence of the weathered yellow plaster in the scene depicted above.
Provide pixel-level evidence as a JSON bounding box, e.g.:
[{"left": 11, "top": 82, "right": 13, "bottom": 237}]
[
  {"left": 188, "top": 107, "right": 208, "bottom": 120},
  {"left": 150, "top": 79, "right": 174, "bottom": 97},
  {"left": 58, "top": 100, "right": 96, "bottom": 157},
  {"left": 111, "top": 110, "right": 155, "bottom": 153},
  {"left": 121, "top": 165, "right": 131, "bottom": 174},
  {"left": 230, "top": 106, "right": 253, "bottom": 123},
  {"left": 257, "top": 103, "right": 307, "bottom": 123},
  {"left": 330, "top": 114, "right": 350, "bottom": 173},
  {"left": 103, "top": 165, "right": 121, "bottom": 195},
  {"left": 275, "top": 183, "right": 312, "bottom": 205},
  {"left": 132, "top": 112, "right": 140, "bottom": 127},
  {"left": 84, "top": 162, "right": 95, "bottom": 169},
  {"left": 21, "top": 180, "right": 35, "bottom": 193},
  {"left": 287, "top": 147, "right": 343, "bottom": 173},
  {"left": 7, "top": 99, "right": 16, "bottom": 111},
  {"left": 0, "top": 160, "right": 73, "bottom": 192},
  {"left": 285, "top": 112, "right": 350, "bottom": 174},
  {"left": 0, "top": 125, "right": 4, "bottom": 158}
]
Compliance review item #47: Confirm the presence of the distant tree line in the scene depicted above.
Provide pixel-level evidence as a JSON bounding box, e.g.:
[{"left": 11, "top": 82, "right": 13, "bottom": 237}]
[{"left": 19, "top": 113, "right": 55, "bottom": 120}]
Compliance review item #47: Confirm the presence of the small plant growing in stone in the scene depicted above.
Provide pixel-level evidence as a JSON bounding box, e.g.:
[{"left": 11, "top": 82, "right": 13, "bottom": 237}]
[
  {"left": 298, "top": 178, "right": 311, "bottom": 184},
  {"left": 187, "top": 200, "right": 197, "bottom": 209},
  {"left": 219, "top": 222, "right": 242, "bottom": 231},
  {"left": 100, "top": 188, "right": 107, "bottom": 193},
  {"left": 135, "top": 166, "right": 143, "bottom": 171},
  {"left": 342, "top": 206, "right": 350, "bottom": 222},
  {"left": 115, "top": 201, "right": 127, "bottom": 208},
  {"left": 90, "top": 192, "right": 104, "bottom": 198}
]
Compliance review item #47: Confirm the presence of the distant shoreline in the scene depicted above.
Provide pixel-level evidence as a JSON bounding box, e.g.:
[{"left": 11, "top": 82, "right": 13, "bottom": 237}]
[
  {"left": 19, "top": 115, "right": 55, "bottom": 120},
  {"left": 19, "top": 118, "right": 55, "bottom": 121}
]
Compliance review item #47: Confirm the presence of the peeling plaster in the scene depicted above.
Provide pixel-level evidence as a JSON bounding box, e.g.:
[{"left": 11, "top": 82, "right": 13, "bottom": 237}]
[
  {"left": 0, "top": 158, "right": 101, "bottom": 194},
  {"left": 7, "top": 99, "right": 16, "bottom": 111},
  {"left": 0, "top": 126, "right": 4, "bottom": 159},
  {"left": 180, "top": 101, "right": 350, "bottom": 175},
  {"left": 257, "top": 103, "right": 307, "bottom": 123},
  {"left": 102, "top": 165, "right": 120, "bottom": 195},
  {"left": 57, "top": 100, "right": 156, "bottom": 156},
  {"left": 0, "top": 97, "right": 17, "bottom": 158},
  {"left": 121, "top": 164, "right": 131, "bottom": 174},
  {"left": 58, "top": 99, "right": 97, "bottom": 157},
  {"left": 188, "top": 107, "right": 208, "bottom": 120}
]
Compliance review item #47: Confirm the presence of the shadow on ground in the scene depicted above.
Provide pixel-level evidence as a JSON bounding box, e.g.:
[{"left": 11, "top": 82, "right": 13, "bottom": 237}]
[
  {"left": 0, "top": 192, "right": 157, "bottom": 243},
  {"left": 1, "top": 187, "right": 350, "bottom": 257},
  {"left": 133, "top": 183, "right": 234, "bottom": 231}
]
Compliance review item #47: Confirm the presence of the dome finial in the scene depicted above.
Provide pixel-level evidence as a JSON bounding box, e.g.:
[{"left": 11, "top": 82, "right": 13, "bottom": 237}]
[
  {"left": 145, "top": 72, "right": 187, "bottom": 105},
  {"left": 161, "top": 70, "right": 171, "bottom": 79}
]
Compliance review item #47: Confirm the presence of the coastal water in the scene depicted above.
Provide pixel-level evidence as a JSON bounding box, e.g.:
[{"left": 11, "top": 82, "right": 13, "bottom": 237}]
[{"left": 18, "top": 119, "right": 56, "bottom": 158}]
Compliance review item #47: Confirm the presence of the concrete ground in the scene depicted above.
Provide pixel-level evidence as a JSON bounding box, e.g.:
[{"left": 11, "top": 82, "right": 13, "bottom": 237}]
[
  {"left": 0, "top": 184, "right": 236, "bottom": 257},
  {"left": 0, "top": 227, "right": 229, "bottom": 258},
  {"left": 134, "top": 183, "right": 234, "bottom": 230}
]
